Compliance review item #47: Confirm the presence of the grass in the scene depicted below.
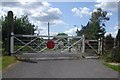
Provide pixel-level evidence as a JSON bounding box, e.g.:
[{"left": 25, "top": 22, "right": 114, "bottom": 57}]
[
  {"left": 2, "top": 56, "right": 17, "bottom": 70},
  {"left": 0, "top": 57, "right": 2, "bottom": 70},
  {"left": 104, "top": 62, "right": 120, "bottom": 72}
]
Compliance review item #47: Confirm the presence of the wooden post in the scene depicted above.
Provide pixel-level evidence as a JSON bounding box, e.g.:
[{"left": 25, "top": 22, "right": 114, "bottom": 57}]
[{"left": 7, "top": 11, "right": 14, "bottom": 56}]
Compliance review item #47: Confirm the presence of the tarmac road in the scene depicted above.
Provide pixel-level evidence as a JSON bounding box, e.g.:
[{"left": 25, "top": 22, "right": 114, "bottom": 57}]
[{"left": 3, "top": 58, "right": 118, "bottom": 78}]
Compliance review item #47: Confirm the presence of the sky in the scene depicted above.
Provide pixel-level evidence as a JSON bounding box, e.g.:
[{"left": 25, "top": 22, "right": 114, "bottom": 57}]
[{"left": 0, "top": 0, "right": 119, "bottom": 38}]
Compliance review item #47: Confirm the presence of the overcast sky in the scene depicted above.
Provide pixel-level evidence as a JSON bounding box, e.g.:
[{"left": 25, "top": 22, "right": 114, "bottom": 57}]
[{"left": 1, "top": 0, "right": 119, "bottom": 37}]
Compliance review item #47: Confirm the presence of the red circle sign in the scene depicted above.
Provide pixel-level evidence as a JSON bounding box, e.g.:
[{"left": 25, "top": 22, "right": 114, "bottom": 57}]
[{"left": 47, "top": 40, "right": 55, "bottom": 49}]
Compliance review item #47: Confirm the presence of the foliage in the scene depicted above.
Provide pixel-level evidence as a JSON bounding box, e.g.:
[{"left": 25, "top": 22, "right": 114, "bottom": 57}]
[
  {"left": 0, "top": 41, "right": 7, "bottom": 56},
  {"left": 76, "top": 8, "right": 109, "bottom": 39},
  {"left": 53, "top": 33, "right": 68, "bottom": 42},
  {"left": 102, "top": 47, "right": 120, "bottom": 63},
  {"left": 102, "top": 32, "right": 120, "bottom": 63},
  {"left": 104, "top": 62, "right": 120, "bottom": 72},
  {"left": 0, "top": 57, "right": 1, "bottom": 70},
  {"left": 116, "top": 29, "right": 120, "bottom": 48},
  {"left": 57, "top": 33, "right": 68, "bottom": 36},
  {"left": 102, "top": 50, "right": 113, "bottom": 62},
  {"left": 105, "top": 34, "right": 114, "bottom": 50},
  {"left": 0, "top": 41, "right": 2, "bottom": 54},
  {"left": 2, "top": 15, "right": 36, "bottom": 40},
  {"left": 2, "top": 48, "right": 7, "bottom": 56},
  {"left": 1, "top": 15, "right": 36, "bottom": 52},
  {"left": 113, "top": 48, "right": 120, "bottom": 62},
  {"left": 2, "top": 56, "right": 17, "bottom": 69}
]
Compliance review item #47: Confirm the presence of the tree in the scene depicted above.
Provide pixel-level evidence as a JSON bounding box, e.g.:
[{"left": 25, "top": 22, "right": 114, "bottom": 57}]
[
  {"left": 76, "top": 8, "right": 109, "bottom": 39},
  {"left": 104, "top": 31, "right": 120, "bottom": 63},
  {"left": 1, "top": 15, "right": 36, "bottom": 51},
  {"left": 2, "top": 15, "right": 36, "bottom": 40},
  {"left": 116, "top": 29, "right": 120, "bottom": 48},
  {"left": 53, "top": 33, "right": 68, "bottom": 42},
  {"left": 105, "top": 34, "right": 114, "bottom": 50},
  {"left": 57, "top": 33, "right": 68, "bottom": 36}
]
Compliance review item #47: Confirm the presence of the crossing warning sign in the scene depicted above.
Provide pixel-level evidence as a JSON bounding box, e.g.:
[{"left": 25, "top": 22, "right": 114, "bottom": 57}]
[{"left": 47, "top": 40, "right": 55, "bottom": 49}]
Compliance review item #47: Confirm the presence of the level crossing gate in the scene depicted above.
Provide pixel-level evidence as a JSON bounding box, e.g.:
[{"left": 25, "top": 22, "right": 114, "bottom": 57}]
[
  {"left": 9, "top": 34, "right": 87, "bottom": 60},
  {"left": 7, "top": 11, "right": 102, "bottom": 60},
  {"left": 10, "top": 34, "right": 102, "bottom": 60},
  {"left": 12, "top": 34, "right": 84, "bottom": 53}
]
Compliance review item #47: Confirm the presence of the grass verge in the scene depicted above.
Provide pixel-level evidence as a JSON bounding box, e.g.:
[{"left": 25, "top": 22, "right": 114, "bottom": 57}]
[
  {"left": 2, "top": 56, "right": 17, "bottom": 70},
  {"left": 0, "top": 57, "right": 2, "bottom": 70},
  {"left": 103, "top": 62, "right": 120, "bottom": 72}
]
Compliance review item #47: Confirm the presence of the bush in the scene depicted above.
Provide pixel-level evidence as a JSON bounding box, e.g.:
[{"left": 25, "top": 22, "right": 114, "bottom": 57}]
[
  {"left": 103, "top": 47, "right": 120, "bottom": 63},
  {"left": 2, "top": 49, "right": 7, "bottom": 56},
  {"left": 113, "top": 48, "right": 120, "bottom": 62},
  {"left": 102, "top": 50, "right": 113, "bottom": 62},
  {"left": 0, "top": 41, "right": 2, "bottom": 55},
  {"left": 0, "top": 41, "right": 8, "bottom": 56}
]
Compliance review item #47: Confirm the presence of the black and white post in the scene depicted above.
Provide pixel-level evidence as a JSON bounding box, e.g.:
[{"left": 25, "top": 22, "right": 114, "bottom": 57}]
[{"left": 7, "top": 11, "right": 14, "bottom": 56}]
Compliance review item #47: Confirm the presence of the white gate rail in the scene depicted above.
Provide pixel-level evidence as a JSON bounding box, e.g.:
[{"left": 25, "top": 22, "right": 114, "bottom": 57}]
[
  {"left": 13, "top": 34, "right": 84, "bottom": 54},
  {"left": 11, "top": 34, "right": 101, "bottom": 56},
  {"left": 15, "top": 35, "right": 82, "bottom": 38},
  {"left": 14, "top": 36, "right": 38, "bottom": 53}
]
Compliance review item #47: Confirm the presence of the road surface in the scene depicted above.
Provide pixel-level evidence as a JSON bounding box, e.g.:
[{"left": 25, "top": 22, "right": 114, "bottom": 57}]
[{"left": 3, "top": 58, "right": 118, "bottom": 78}]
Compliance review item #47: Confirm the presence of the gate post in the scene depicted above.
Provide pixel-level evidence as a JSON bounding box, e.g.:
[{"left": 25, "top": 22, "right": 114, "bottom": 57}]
[
  {"left": 82, "top": 35, "right": 85, "bottom": 53},
  {"left": 98, "top": 38, "right": 101, "bottom": 55}
]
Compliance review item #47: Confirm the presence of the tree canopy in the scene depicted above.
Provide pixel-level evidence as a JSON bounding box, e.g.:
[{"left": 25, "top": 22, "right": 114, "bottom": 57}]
[
  {"left": 53, "top": 33, "right": 68, "bottom": 42},
  {"left": 57, "top": 33, "right": 68, "bottom": 36},
  {"left": 2, "top": 15, "right": 36, "bottom": 43},
  {"left": 105, "top": 34, "right": 114, "bottom": 50},
  {"left": 76, "top": 8, "right": 109, "bottom": 39},
  {"left": 1, "top": 15, "right": 36, "bottom": 52}
]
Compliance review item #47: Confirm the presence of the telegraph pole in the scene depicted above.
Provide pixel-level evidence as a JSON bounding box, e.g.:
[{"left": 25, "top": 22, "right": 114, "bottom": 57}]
[{"left": 48, "top": 22, "right": 50, "bottom": 40}]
